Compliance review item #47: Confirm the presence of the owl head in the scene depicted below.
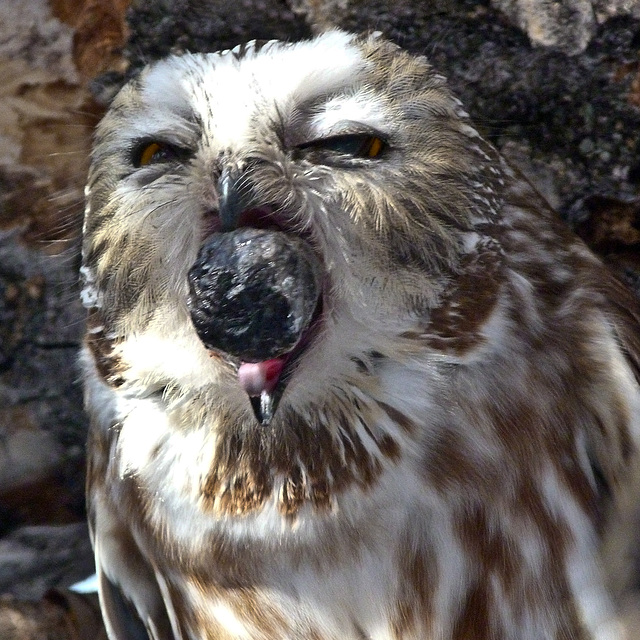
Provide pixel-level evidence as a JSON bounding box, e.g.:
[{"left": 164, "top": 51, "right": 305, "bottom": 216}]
[{"left": 81, "top": 30, "right": 503, "bottom": 424}]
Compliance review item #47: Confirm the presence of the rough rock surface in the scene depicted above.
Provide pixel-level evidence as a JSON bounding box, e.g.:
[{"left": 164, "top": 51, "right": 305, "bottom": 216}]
[
  {"left": 0, "top": 0, "right": 95, "bottom": 534},
  {"left": 188, "top": 229, "right": 321, "bottom": 362},
  {"left": 0, "top": 1, "right": 127, "bottom": 635},
  {"left": 492, "top": 0, "right": 640, "bottom": 55}
]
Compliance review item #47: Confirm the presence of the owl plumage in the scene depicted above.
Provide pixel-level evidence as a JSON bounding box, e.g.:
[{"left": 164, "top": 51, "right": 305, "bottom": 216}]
[{"left": 81, "top": 31, "right": 640, "bottom": 639}]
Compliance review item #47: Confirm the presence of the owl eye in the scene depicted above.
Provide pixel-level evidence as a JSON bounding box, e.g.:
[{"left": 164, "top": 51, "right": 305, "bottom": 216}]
[
  {"left": 299, "top": 134, "right": 387, "bottom": 159},
  {"left": 133, "top": 141, "right": 189, "bottom": 167}
]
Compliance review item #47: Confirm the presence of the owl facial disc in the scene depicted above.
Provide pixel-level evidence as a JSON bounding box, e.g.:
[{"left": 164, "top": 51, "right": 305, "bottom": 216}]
[{"left": 187, "top": 227, "right": 322, "bottom": 423}]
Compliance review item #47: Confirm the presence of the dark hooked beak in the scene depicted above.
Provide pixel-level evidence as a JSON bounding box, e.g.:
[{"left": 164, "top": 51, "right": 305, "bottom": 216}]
[
  {"left": 248, "top": 388, "right": 284, "bottom": 426},
  {"left": 217, "top": 164, "right": 252, "bottom": 231}
]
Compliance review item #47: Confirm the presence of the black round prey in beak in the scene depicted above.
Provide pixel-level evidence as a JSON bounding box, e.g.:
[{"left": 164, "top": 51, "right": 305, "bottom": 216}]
[{"left": 187, "top": 228, "right": 322, "bottom": 364}]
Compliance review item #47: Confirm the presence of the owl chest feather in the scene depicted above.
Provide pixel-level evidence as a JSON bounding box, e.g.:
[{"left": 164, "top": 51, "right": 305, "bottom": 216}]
[
  {"left": 91, "top": 376, "right": 459, "bottom": 639},
  {"left": 86, "top": 309, "right": 637, "bottom": 640},
  {"left": 82, "top": 192, "right": 640, "bottom": 639}
]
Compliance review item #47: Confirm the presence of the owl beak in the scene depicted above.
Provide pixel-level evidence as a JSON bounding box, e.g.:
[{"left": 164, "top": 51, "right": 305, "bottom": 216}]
[{"left": 217, "top": 164, "right": 250, "bottom": 231}]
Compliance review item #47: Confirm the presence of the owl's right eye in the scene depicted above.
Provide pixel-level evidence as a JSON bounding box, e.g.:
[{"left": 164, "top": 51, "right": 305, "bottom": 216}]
[
  {"left": 132, "top": 141, "right": 190, "bottom": 167},
  {"left": 295, "top": 133, "right": 387, "bottom": 164},
  {"left": 319, "top": 135, "right": 385, "bottom": 158}
]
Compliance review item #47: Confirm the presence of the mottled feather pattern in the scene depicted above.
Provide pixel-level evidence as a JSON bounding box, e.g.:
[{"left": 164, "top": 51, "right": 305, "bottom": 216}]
[{"left": 81, "top": 31, "right": 640, "bottom": 639}]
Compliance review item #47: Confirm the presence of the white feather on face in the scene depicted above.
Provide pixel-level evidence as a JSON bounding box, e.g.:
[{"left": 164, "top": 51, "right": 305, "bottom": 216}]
[{"left": 82, "top": 30, "right": 640, "bottom": 640}]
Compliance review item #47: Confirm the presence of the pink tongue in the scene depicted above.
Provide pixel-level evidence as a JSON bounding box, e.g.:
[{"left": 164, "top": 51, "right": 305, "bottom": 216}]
[{"left": 237, "top": 358, "right": 285, "bottom": 397}]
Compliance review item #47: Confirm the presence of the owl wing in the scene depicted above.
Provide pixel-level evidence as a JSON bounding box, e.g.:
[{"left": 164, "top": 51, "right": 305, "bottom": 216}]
[
  {"left": 93, "top": 519, "right": 179, "bottom": 640},
  {"left": 601, "top": 269, "right": 640, "bottom": 386},
  {"left": 98, "top": 569, "right": 156, "bottom": 640}
]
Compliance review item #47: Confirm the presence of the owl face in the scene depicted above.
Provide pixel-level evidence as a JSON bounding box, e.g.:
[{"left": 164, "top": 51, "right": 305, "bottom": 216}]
[{"left": 82, "top": 30, "right": 502, "bottom": 424}]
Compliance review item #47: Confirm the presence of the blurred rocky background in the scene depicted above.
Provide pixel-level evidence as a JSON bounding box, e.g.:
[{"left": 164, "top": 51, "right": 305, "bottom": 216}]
[{"left": 1, "top": 0, "right": 639, "bottom": 637}]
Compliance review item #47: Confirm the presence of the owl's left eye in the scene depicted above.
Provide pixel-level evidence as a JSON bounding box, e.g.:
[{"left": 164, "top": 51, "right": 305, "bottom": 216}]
[
  {"left": 297, "top": 134, "right": 387, "bottom": 160},
  {"left": 132, "top": 141, "right": 190, "bottom": 167}
]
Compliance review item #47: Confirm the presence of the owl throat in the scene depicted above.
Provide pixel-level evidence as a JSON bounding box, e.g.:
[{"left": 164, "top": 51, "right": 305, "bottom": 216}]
[{"left": 195, "top": 393, "right": 410, "bottom": 519}]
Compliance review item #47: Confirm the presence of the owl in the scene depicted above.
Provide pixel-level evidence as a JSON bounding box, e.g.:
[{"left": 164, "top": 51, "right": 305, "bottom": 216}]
[{"left": 80, "top": 31, "right": 640, "bottom": 640}]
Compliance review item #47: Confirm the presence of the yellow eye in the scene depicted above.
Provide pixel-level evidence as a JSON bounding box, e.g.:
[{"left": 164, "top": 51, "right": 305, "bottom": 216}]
[
  {"left": 297, "top": 134, "right": 387, "bottom": 159},
  {"left": 134, "top": 141, "right": 189, "bottom": 167},
  {"left": 139, "top": 142, "right": 164, "bottom": 166},
  {"left": 364, "top": 136, "right": 384, "bottom": 158}
]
